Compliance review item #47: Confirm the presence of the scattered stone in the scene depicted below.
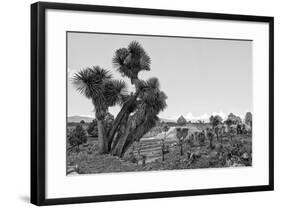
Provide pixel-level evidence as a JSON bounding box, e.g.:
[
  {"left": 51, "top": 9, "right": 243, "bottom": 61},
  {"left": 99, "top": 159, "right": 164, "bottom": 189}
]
[
  {"left": 209, "top": 151, "right": 218, "bottom": 158},
  {"left": 231, "top": 162, "right": 245, "bottom": 167},
  {"left": 241, "top": 152, "right": 249, "bottom": 160},
  {"left": 67, "top": 164, "right": 79, "bottom": 175},
  {"left": 68, "top": 171, "right": 79, "bottom": 175}
]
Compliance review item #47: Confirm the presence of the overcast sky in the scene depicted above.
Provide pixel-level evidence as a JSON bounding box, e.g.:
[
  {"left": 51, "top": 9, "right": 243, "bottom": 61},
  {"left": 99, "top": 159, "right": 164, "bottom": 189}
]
[{"left": 67, "top": 32, "right": 252, "bottom": 121}]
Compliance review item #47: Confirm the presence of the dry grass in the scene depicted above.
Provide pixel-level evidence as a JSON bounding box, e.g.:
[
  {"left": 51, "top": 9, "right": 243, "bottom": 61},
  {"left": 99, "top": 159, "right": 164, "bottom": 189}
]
[{"left": 66, "top": 133, "right": 252, "bottom": 175}]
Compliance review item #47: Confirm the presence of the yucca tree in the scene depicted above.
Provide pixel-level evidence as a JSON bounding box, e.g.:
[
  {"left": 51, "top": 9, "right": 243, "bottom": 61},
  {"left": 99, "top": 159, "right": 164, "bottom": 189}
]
[
  {"left": 109, "top": 41, "right": 167, "bottom": 157},
  {"left": 111, "top": 78, "right": 167, "bottom": 156},
  {"left": 107, "top": 41, "right": 152, "bottom": 147},
  {"left": 112, "top": 41, "right": 151, "bottom": 85},
  {"left": 72, "top": 41, "right": 167, "bottom": 157},
  {"left": 210, "top": 115, "right": 223, "bottom": 142},
  {"left": 73, "top": 66, "right": 127, "bottom": 153}
]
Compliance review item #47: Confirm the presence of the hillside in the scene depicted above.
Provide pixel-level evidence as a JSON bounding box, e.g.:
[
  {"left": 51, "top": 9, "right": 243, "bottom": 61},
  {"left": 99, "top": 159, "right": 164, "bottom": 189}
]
[{"left": 68, "top": 115, "right": 93, "bottom": 123}]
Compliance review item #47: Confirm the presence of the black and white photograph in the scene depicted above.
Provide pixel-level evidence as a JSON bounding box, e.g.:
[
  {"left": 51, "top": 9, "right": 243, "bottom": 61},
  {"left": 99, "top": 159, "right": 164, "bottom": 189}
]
[
  {"left": 0, "top": 0, "right": 277, "bottom": 207},
  {"left": 66, "top": 32, "right": 253, "bottom": 175},
  {"left": 29, "top": 2, "right": 273, "bottom": 206}
]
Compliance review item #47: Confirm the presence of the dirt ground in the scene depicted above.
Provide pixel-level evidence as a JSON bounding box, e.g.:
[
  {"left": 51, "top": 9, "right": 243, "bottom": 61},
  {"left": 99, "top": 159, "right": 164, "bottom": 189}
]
[{"left": 67, "top": 133, "right": 252, "bottom": 175}]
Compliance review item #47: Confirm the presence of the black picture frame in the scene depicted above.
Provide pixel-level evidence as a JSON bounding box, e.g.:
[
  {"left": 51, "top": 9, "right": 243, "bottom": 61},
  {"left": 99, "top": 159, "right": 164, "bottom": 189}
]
[{"left": 31, "top": 2, "right": 274, "bottom": 206}]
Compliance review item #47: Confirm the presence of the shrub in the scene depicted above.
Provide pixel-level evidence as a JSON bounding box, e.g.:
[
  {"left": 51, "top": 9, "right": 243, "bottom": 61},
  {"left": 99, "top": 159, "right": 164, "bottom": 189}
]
[
  {"left": 68, "top": 125, "right": 87, "bottom": 151},
  {"left": 177, "top": 115, "right": 187, "bottom": 126},
  {"left": 87, "top": 119, "right": 98, "bottom": 136}
]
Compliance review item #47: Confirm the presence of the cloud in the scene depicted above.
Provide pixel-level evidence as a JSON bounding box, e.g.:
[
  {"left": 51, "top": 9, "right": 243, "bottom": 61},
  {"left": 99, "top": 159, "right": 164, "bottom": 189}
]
[
  {"left": 67, "top": 67, "right": 77, "bottom": 79},
  {"left": 184, "top": 113, "right": 209, "bottom": 122},
  {"left": 183, "top": 111, "right": 227, "bottom": 122},
  {"left": 210, "top": 111, "right": 227, "bottom": 120}
]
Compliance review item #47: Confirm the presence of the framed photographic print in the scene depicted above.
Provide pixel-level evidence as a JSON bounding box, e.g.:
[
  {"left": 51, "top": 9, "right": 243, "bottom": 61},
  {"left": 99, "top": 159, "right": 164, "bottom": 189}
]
[{"left": 31, "top": 2, "right": 274, "bottom": 206}]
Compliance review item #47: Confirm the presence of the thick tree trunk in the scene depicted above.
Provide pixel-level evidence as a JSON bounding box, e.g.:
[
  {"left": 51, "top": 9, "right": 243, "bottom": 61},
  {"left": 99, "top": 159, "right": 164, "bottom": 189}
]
[
  {"left": 107, "top": 79, "right": 146, "bottom": 152},
  {"left": 110, "top": 111, "right": 130, "bottom": 150},
  {"left": 110, "top": 112, "right": 130, "bottom": 155},
  {"left": 97, "top": 119, "right": 108, "bottom": 154},
  {"left": 107, "top": 93, "right": 138, "bottom": 150},
  {"left": 110, "top": 131, "right": 119, "bottom": 150},
  {"left": 111, "top": 120, "right": 131, "bottom": 156},
  {"left": 120, "top": 118, "right": 157, "bottom": 157}
]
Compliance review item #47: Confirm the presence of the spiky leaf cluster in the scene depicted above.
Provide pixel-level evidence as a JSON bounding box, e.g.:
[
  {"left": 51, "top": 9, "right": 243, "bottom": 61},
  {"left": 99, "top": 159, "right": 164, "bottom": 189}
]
[
  {"left": 72, "top": 66, "right": 128, "bottom": 119},
  {"left": 112, "top": 41, "right": 151, "bottom": 81}
]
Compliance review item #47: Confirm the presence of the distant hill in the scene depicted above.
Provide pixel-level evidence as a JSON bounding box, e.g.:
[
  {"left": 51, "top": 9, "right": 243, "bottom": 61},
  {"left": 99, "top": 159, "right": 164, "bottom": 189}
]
[
  {"left": 68, "top": 116, "right": 93, "bottom": 123},
  {"left": 68, "top": 116, "right": 176, "bottom": 124},
  {"left": 159, "top": 118, "right": 176, "bottom": 123}
]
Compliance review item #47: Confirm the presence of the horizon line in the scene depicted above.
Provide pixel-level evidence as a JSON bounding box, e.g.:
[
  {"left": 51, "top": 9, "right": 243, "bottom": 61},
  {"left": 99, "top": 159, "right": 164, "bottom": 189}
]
[{"left": 68, "top": 111, "right": 252, "bottom": 121}]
